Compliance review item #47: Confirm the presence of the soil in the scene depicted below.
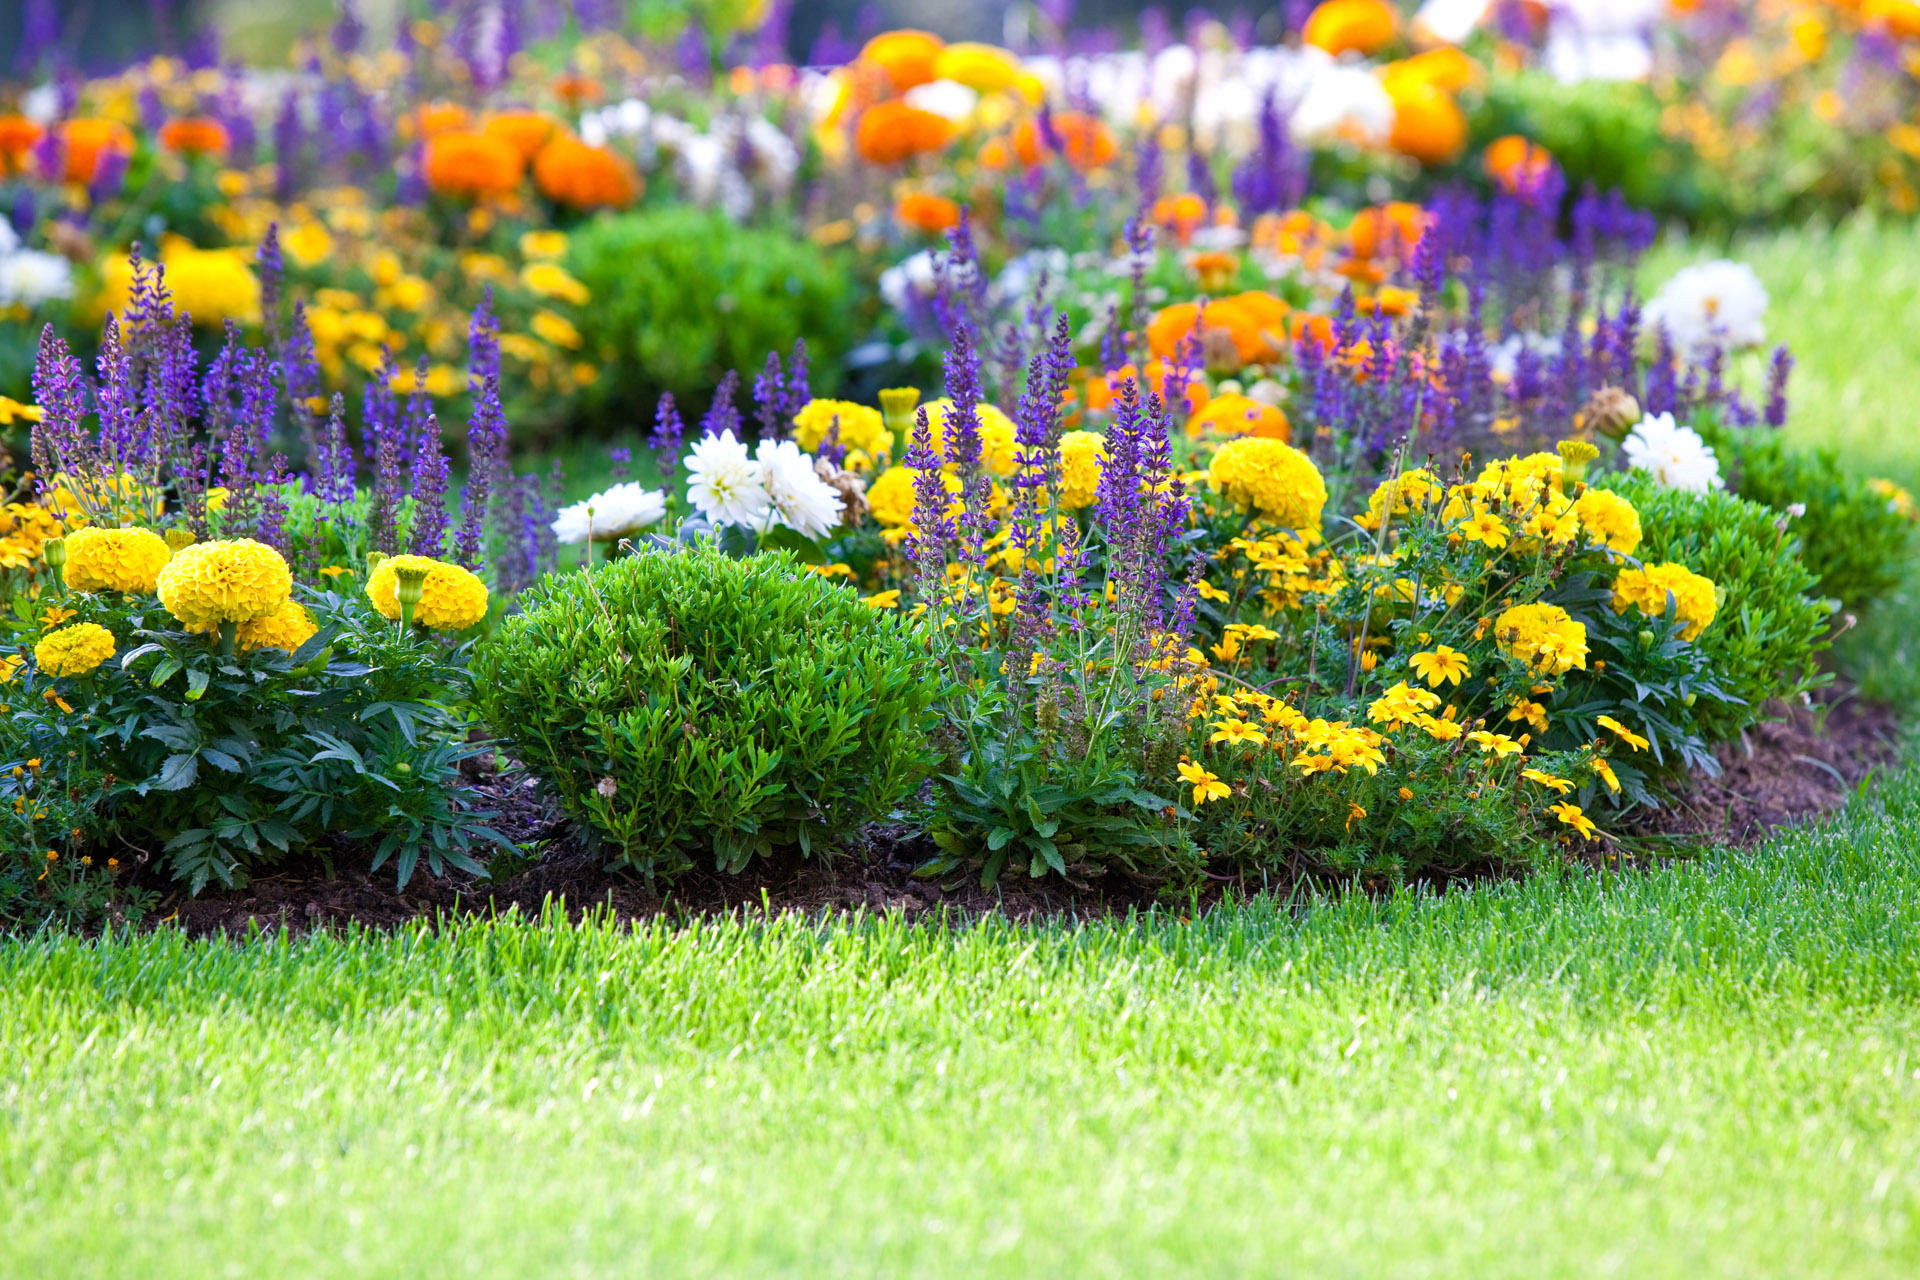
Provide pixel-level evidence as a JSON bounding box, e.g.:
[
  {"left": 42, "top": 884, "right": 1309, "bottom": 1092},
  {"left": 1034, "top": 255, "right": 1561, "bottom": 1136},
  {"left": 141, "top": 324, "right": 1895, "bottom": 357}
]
[{"left": 144, "top": 684, "right": 1903, "bottom": 939}]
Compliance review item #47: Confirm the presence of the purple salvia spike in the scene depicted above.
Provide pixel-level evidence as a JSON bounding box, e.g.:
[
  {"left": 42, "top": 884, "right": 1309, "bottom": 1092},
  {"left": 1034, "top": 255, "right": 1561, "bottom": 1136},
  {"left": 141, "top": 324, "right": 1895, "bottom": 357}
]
[
  {"left": 785, "top": 339, "right": 811, "bottom": 417},
  {"left": 409, "top": 414, "right": 452, "bottom": 558},
  {"left": 1764, "top": 346, "right": 1794, "bottom": 429},
  {"left": 649, "top": 392, "right": 686, "bottom": 466},
  {"left": 752, "top": 349, "right": 786, "bottom": 437},
  {"left": 700, "top": 371, "right": 741, "bottom": 438},
  {"left": 902, "top": 405, "right": 955, "bottom": 576}
]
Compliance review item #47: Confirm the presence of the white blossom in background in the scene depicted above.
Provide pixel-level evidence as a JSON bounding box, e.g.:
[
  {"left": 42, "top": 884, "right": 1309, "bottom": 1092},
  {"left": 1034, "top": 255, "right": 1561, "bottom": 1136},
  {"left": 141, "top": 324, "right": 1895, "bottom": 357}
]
[
  {"left": 1643, "top": 260, "right": 1770, "bottom": 355},
  {"left": 1287, "top": 57, "right": 1395, "bottom": 149},
  {"left": 686, "top": 430, "right": 770, "bottom": 528},
  {"left": 903, "top": 79, "right": 979, "bottom": 122},
  {"left": 581, "top": 100, "right": 796, "bottom": 222},
  {"left": 550, "top": 483, "right": 666, "bottom": 544},
  {"left": 1622, "top": 413, "right": 1724, "bottom": 493},
  {"left": 753, "top": 440, "right": 844, "bottom": 539},
  {"left": 1413, "top": 0, "right": 1492, "bottom": 45},
  {"left": 1488, "top": 331, "right": 1565, "bottom": 381},
  {"left": 1543, "top": 0, "right": 1662, "bottom": 83}
]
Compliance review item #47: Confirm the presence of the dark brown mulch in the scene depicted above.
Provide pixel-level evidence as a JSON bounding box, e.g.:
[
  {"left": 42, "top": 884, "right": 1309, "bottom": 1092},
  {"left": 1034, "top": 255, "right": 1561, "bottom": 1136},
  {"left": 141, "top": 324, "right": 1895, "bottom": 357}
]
[
  {"left": 147, "top": 683, "right": 1903, "bottom": 939},
  {"left": 1620, "top": 686, "right": 1902, "bottom": 848}
]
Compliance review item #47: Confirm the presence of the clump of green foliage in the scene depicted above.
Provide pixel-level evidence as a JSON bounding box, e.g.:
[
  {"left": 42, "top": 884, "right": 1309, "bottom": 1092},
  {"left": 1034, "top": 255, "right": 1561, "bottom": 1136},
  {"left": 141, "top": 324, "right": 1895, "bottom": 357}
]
[
  {"left": 1613, "top": 471, "right": 1834, "bottom": 744},
  {"left": 1705, "top": 425, "right": 1915, "bottom": 614},
  {"left": 570, "top": 208, "right": 866, "bottom": 424},
  {"left": 473, "top": 545, "right": 938, "bottom": 880}
]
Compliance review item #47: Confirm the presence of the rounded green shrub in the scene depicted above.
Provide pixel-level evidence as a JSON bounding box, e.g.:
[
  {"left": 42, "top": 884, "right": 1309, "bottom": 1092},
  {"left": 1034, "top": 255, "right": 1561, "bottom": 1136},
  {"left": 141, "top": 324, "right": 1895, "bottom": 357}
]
[
  {"left": 569, "top": 208, "right": 867, "bottom": 425},
  {"left": 472, "top": 546, "right": 938, "bottom": 879},
  {"left": 1613, "top": 471, "right": 1834, "bottom": 744},
  {"left": 1702, "top": 425, "right": 1914, "bottom": 614}
]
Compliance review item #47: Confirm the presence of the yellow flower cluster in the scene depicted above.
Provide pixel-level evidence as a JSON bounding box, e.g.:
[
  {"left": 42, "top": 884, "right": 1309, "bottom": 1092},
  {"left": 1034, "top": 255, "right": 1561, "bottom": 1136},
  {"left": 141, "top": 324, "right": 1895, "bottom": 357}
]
[
  {"left": 1201, "top": 686, "right": 1387, "bottom": 777},
  {"left": 63, "top": 526, "right": 172, "bottom": 593},
  {"left": 793, "top": 399, "right": 894, "bottom": 467},
  {"left": 1492, "top": 603, "right": 1589, "bottom": 675},
  {"left": 1572, "top": 488, "right": 1642, "bottom": 554},
  {"left": 365, "top": 555, "right": 490, "bottom": 631},
  {"left": 1057, "top": 431, "right": 1107, "bottom": 509},
  {"left": 1207, "top": 437, "right": 1328, "bottom": 530},
  {"left": 188, "top": 600, "right": 320, "bottom": 653},
  {"left": 35, "top": 623, "right": 116, "bottom": 678},
  {"left": 98, "top": 243, "right": 261, "bottom": 327},
  {"left": 1612, "top": 562, "right": 1718, "bottom": 640},
  {"left": 0, "top": 499, "right": 72, "bottom": 570},
  {"left": 1356, "top": 467, "right": 1442, "bottom": 530},
  {"left": 157, "top": 538, "right": 293, "bottom": 626},
  {"left": 1869, "top": 478, "right": 1918, "bottom": 522}
]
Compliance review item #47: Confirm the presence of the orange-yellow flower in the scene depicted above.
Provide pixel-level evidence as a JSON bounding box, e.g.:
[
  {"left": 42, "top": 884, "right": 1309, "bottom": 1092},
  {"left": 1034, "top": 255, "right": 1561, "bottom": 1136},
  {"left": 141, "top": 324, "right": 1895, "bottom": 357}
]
[
  {"left": 50, "top": 119, "right": 134, "bottom": 185},
  {"left": 896, "top": 191, "right": 962, "bottom": 233},
  {"left": 1303, "top": 0, "right": 1399, "bottom": 56},
  {"left": 1012, "top": 112, "right": 1117, "bottom": 169},
  {"left": 483, "top": 111, "right": 561, "bottom": 161},
  {"left": 532, "top": 135, "right": 639, "bottom": 209},
  {"left": 1483, "top": 135, "right": 1555, "bottom": 194},
  {"left": 158, "top": 116, "right": 231, "bottom": 157},
  {"left": 860, "top": 30, "right": 947, "bottom": 92},
  {"left": 423, "top": 130, "right": 525, "bottom": 199},
  {"left": 0, "top": 115, "right": 43, "bottom": 175},
  {"left": 854, "top": 101, "right": 955, "bottom": 165},
  {"left": 1547, "top": 801, "right": 1599, "bottom": 841}
]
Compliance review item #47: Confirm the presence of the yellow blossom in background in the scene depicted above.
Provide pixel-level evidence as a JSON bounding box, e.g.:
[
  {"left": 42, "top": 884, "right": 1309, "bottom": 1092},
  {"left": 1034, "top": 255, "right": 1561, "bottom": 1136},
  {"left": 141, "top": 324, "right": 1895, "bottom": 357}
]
[
  {"left": 519, "top": 230, "right": 569, "bottom": 259},
  {"left": 861, "top": 589, "right": 901, "bottom": 609},
  {"left": 1208, "top": 719, "right": 1267, "bottom": 747},
  {"left": 0, "top": 397, "right": 43, "bottom": 424},
  {"left": 1494, "top": 603, "right": 1588, "bottom": 676},
  {"left": 1058, "top": 431, "right": 1107, "bottom": 509},
  {"left": 1868, "top": 478, "right": 1918, "bottom": 522},
  {"left": 280, "top": 221, "right": 334, "bottom": 266},
  {"left": 34, "top": 623, "right": 115, "bottom": 678},
  {"left": 530, "top": 310, "right": 584, "bottom": 349},
  {"left": 1178, "top": 761, "right": 1231, "bottom": 805},
  {"left": 99, "top": 244, "right": 261, "bottom": 326},
  {"left": 1547, "top": 801, "right": 1598, "bottom": 841},
  {"left": 1591, "top": 757, "right": 1621, "bottom": 794},
  {"left": 793, "top": 399, "right": 893, "bottom": 461},
  {"left": 1522, "top": 768, "right": 1573, "bottom": 794},
  {"left": 1467, "top": 730, "right": 1523, "bottom": 757},
  {"left": 1206, "top": 437, "right": 1327, "bottom": 530},
  {"left": 923, "top": 399, "right": 1021, "bottom": 475},
  {"left": 521, "top": 262, "right": 591, "bottom": 305}
]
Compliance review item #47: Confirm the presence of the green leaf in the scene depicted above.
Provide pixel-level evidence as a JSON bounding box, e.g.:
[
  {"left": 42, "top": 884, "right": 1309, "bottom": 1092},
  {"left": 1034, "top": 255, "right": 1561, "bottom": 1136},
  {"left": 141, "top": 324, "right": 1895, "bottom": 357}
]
[
  {"left": 184, "top": 668, "right": 211, "bottom": 702},
  {"left": 986, "top": 826, "right": 1016, "bottom": 852},
  {"left": 756, "top": 526, "right": 827, "bottom": 565},
  {"left": 154, "top": 753, "right": 199, "bottom": 792},
  {"left": 148, "top": 655, "right": 184, "bottom": 688}
]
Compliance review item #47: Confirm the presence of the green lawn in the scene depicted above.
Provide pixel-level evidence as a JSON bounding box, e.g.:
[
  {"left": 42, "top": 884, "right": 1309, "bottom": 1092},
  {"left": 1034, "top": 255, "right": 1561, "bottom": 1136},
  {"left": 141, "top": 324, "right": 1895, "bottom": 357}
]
[{"left": 4, "top": 762, "right": 1920, "bottom": 1276}]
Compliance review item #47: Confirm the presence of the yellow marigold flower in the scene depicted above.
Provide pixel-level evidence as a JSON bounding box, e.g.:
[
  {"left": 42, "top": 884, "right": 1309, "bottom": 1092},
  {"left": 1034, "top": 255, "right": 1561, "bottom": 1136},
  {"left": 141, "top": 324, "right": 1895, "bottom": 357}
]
[
  {"left": 34, "top": 622, "right": 115, "bottom": 678},
  {"left": 1547, "top": 801, "right": 1598, "bottom": 840},
  {"left": 0, "top": 654, "right": 21, "bottom": 683},
  {"left": 1058, "top": 431, "right": 1107, "bottom": 509},
  {"left": 521, "top": 261, "right": 591, "bottom": 305},
  {"left": 1574, "top": 488, "right": 1642, "bottom": 554},
  {"left": 530, "top": 309, "right": 584, "bottom": 349},
  {"left": 237, "top": 600, "right": 319, "bottom": 653},
  {"left": 1408, "top": 645, "right": 1470, "bottom": 688},
  {"left": 1494, "top": 602, "right": 1588, "bottom": 676},
  {"left": 1596, "top": 715, "right": 1649, "bottom": 751},
  {"left": 1612, "top": 562, "right": 1718, "bottom": 641},
  {"left": 0, "top": 396, "right": 44, "bottom": 424},
  {"left": 1591, "top": 757, "right": 1621, "bottom": 794},
  {"left": 793, "top": 399, "right": 893, "bottom": 459},
  {"left": 1367, "top": 680, "right": 1440, "bottom": 727},
  {"left": 866, "top": 465, "right": 960, "bottom": 529},
  {"left": 99, "top": 245, "right": 261, "bottom": 327},
  {"left": 1208, "top": 718, "right": 1268, "bottom": 747},
  {"left": 1459, "top": 506, "right": 1509, "bottom": 549},
  {"left": 1467, "top": 729, "right": 1523, "bottom": 757},
  {"left": 861, "top": 589, "right": 901, "bottom": 609},
  {"left": 157, "top": 538, "right": 292, "bottom": 626},
  {"left": 1207, "top": 437, "right": 1327, "bottom": 530},
  {"left": 1358, "top": 467, "right": 1442, "bottom": 529},
  {"left": 1522, "top": 767, "right": 1573, "bottom": 794},
  {"left": 280, "top": 221, "right": 334, "bottom": 267},
  {"left": 1416, "top": 713, "right": 1462, "bottom": 741},
  {"left": 1178, "top": 760, "right": 1232, "bottom": 805},
  {"left": 62, "top": 526, "right": 172, "bottom": 593},
  {"left": 519, "top": 230, "right": 570, "bottom": 259},
  {"left": 365, "top": 554, "right": 489, "bottom": 631}
]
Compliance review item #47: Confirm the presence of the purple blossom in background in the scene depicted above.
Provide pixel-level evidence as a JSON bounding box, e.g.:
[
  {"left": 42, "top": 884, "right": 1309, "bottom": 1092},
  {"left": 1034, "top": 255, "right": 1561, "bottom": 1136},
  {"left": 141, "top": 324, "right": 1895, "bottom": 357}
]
[
  {"left": 1187, "top": 149, "right": 1216, "bottom": 211},
  {"left": 18, "top": 0, "right": 60, "bottom": 73},
  {"left": 409, "top": 415, "right": 452, "bottom": 558},
  {"left": 609, "top": 447, "right": 632, "bottom": 483},
  {"left": 88, "top": 147, "right": 130, "bottom": 207},
  {"left": 137, "top": 84, "right": 165, "bottom": 133},
  {"left": 456, "top": 299, "right": 508, "bottom": 571},
  {"left": 752, "top": 350, "right": 787, "bottom": 436},
  {"left": 256, "top": 224, "right": 284, "bottom": 351},
  {"left": 650, "top": 392, "right": 686, "bottom": 464},
  {"left": 785, "top": 339, "right": 811, "bottom": 415},
  {"left": 902, "top": 406, "right": 955, "bottom": 574},
  {"left": 700, "top": 371, "right": 741, "bottom": 438},
  {"left": 1765, "top": 345, "right": 1794, "bottom": 428},
  {"left": 273, "top": 89, "right": 304, "bottom": 200}
]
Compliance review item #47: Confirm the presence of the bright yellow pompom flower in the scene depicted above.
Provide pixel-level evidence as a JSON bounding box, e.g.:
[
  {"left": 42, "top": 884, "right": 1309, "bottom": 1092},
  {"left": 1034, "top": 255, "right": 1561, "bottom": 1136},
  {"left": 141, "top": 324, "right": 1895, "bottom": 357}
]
[
  {"left": 1207, "top": 437, "right": 1327, "bottom": 531},
  {"left": 62, "top": 526, "right": 172, "bottom": 593},
  {"left": 1058, "top": 431, "right": 1107, "bottom": 509},
  {"left": 792, "top": 399, "right": 894, "bottom": 462},
  {"left": 239, "top": 600, "right": 320, "bottom": 653},
  {"left": 1493, "top": 602, "right": 1589, "bottom": 676},
  {"left": 365, "top": 555, "right": 490, "bottom": 631},
  {"left": 1574, "top": 488, "right": 1642, "bottom": 555},
  {"left": 157, "top": 538, "right": 292, "bottom": 626},
  {"left": 35, "top": 622, "right": 116, "bottom": 677},
  {"left": 1612, "top": 562, "right": 1718, "bottom": 640}
]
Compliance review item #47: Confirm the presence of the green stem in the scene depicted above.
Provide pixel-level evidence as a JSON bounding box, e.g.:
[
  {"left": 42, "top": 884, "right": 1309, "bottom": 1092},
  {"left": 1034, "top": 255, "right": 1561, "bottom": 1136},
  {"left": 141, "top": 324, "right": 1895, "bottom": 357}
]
[{"left": 218, "top": 620, "right": 237, "bottom": 659}]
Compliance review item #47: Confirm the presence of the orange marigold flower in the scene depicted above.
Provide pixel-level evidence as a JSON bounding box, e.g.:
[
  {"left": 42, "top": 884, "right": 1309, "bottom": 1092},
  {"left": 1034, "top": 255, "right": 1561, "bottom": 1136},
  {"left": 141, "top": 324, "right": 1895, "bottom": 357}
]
[
  {"left": 1151, "top": 192, "right": 1210, "bottom": 245},
  {"left": 1146, "top": 292, "right": 1290, "bottom": 367},
  {"left": 423, "top": 130, "right": 525, "bottom": 199},
  {"left": 854, "top": 101, "right": 955, "bottom": 165},
  {"left": 483, "top": 111, "right": 561, "bottom": 161},
  {"left": 860, "top": 30, "right": 947, "bottom": 92},
  {"left": 1011, "top": 112, "right": 1117, "bottom": 169},
  {"left": 404, "top": 101, "right": 472, "bottom": 139},
  {"left": 552, "top": 73, "right": 604, "bottom": 106},
  {"left": 1384, "top": 79, "right": 1466, "bottom": 166},
  {"left": 50, "top": 119, "right": 134, "bottom": 185},
  {"left": 1483, "top": 135, "right": 1555, "bottom": 194},
  {"left": 532, "top": 135, "right": 639, "bottom": 210},
  {"left": 1303, "top": 0, "right": 1399, "bottom": 56},
  {"left": 896, "top": 191, "right": 962, "bottom": 233},
  {"left": 158, "top": 116, "right": 231, "bottom": 157},
  {"left": 0, "top": 114, "right": 42, "bottom": 174},
  {"left": 1347, "top": 202, "right": 1428, "bottom": 260},
  {"left": 1384, "top": 47, "right": 1483, "bottom": 93},
  {"left": 1189, "top": 393, "right": 1289, "bottom": 442}
]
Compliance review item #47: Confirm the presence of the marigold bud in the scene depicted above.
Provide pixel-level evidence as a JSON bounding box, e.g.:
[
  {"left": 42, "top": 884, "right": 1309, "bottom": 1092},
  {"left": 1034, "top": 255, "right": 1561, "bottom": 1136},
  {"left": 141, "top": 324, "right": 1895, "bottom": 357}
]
[{"left": 1581, "top": 386, "right": 1641, "bottom": 441}]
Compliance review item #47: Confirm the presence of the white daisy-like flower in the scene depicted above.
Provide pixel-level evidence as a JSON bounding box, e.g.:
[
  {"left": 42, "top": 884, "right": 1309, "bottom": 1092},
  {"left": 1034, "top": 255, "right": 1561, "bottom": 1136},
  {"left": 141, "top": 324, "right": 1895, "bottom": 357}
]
[
  {"left": 1288, "top": 58, "right": 1395, "bottom": 149},
  {"left": 686, "top": 430, "right": 769, "bottom": 528},
  {"left": 1621, "top": 412, "right": 1724, "bottom": 493},
  {"left": 753, "top": 439, "right": 844, "bottom": 540},
  {"left": 550, "top": 482, "right": 666, "bottom": 545},
  {"left": 1413, "top": 0, "right": 1492, "bottom": 45},
  {"left": 0, "top": 249, "right": 75, "bottom": 307},
  {"left": 903, "top": 78, "right": 979, "bottom": 123},
  {"left": 1643, "top": 260, "right": 1769, "bottom": 355}
]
